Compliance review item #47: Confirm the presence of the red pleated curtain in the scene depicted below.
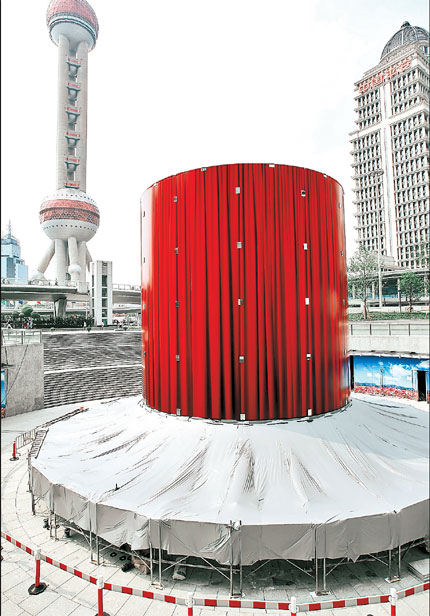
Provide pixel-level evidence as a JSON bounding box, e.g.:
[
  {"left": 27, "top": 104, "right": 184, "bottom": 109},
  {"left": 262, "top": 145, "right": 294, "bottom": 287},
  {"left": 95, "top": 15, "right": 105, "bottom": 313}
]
[{"left": 141, "top": 164, "right": 350, "bottom": 421}]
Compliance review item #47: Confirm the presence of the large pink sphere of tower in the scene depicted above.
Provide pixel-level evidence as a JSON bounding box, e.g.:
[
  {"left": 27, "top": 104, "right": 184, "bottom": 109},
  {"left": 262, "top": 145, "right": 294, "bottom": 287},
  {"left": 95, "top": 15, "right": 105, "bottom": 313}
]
[
  {"left": 47, "top": 0, "right": 99, "bottom": 49},
  {"left": 40, "top": 189, "right": 100, "bottom": 242}
]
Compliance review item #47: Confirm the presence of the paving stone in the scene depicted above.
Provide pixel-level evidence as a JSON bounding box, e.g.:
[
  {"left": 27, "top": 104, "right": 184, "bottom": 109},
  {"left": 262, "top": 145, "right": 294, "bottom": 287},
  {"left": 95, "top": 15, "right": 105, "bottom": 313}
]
[
  {"left": 1, "top": 568, "right": 32, "bottom": 592},
  {"left": 73, "top": 583, "right": 98, "bottom": 608},
  {"left": 67, "top": 605, "right": 97, "bottom": 616},
  {"left": 0, "top": 598, "right": 27, "bottom": 616},
  {"left": 18, "top": 588, "right": 59, "bottom": 615},
  {"left": 98, "top": 589, "right": 130, "bottom": 615},
  {"left": 136, "top": 601, "right": 176, "bottom": 615},
  {"left": 33, "top": 595, "right": 80, "bottom": 616}
]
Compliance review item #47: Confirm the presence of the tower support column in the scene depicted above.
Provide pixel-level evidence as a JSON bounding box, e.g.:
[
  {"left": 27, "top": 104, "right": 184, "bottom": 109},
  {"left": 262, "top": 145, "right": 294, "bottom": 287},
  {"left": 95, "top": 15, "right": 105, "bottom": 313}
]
[
  {"left": 67, "top": 236, "right": 81, "bottom": 282},
  {"left": 76, "top": 41, "right": 89, "bottom": 191},
  {"left": 54, "top": 297, "right": 67, "bottom": 318},
  {"left": 35, "top": 241, "right": 55, "bottom": 277},
  {"left": 78, "top": 240, "right": 87, "bottom": 282},
  {"left": 55, "top": 239, "right": 67, "bottom": 284},
  {"left": 56, "top": 34, "right": 70, "bottom": 190}
]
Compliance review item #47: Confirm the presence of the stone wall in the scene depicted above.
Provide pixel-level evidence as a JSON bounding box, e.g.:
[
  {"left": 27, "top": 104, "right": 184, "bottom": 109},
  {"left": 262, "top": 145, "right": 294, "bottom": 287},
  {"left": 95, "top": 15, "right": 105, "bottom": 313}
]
[{"left": 1, "top": 343, "right": 44, "bottom": 416}]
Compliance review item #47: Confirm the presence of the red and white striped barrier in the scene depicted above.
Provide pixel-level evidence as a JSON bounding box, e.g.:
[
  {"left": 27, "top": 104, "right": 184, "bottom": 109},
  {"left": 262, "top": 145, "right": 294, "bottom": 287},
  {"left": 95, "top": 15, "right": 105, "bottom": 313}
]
[{"left": 1, "top": 531, "right": 429, "bottom": 614}]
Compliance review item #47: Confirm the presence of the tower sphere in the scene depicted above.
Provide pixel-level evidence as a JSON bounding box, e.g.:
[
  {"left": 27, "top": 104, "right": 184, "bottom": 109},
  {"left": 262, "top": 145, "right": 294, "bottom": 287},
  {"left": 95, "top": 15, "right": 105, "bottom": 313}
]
[
  {"left": 47, "top": 0, "right": 99, "bottom": 50},
  {"left": 40, "top": 189, "right": 100, "bottom": 242}
]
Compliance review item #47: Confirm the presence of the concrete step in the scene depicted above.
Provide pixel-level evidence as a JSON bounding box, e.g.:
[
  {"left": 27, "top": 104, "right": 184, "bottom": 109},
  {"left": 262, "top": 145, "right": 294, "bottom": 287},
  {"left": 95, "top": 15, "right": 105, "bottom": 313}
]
[
  {"left": 42, "top": 331, "right": 143, "bottom": 408},
  {"left": 44, "top": 366, "right": 143, "bottom": 408}
]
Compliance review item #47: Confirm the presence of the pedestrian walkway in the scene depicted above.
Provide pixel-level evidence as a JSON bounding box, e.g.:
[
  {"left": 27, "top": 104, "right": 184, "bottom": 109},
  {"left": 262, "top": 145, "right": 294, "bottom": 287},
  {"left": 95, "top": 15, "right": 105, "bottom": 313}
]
[{"left": 1, "top": 394, "right": 429, "bottom": 615}]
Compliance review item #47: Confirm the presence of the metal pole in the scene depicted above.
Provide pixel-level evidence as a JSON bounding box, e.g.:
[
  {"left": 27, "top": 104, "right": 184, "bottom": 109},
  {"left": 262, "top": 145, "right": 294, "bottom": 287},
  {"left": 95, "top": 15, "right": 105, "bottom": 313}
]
[
  {"left": 315, "top": 556, "right": 319, "bottom": 595},
  {"left": 158, "top": 522, "right": 162, "bottom": 587},
  {"left": 314, "top": 528, "right": 319, "bottom": 595},
  {"left": 95, "top": 503, "right": 99, "bottom": 565},
  {"left": 323, "top": 557, "right": 327, "bottom": 593},
  {"left": 291, "top": 596, "right": 297, "bottom": 616},
  {"left": 149, "top": 520, "right": 154, "bottom": 585},
  {"left": 229, "top": 522, "right": 233, "bottom": 597},
  {"left": 398, "top": 544, "right": 401, "bottom": 579},
  {"left": 378, "top": 246, "right": 383, "bottom": 309}
]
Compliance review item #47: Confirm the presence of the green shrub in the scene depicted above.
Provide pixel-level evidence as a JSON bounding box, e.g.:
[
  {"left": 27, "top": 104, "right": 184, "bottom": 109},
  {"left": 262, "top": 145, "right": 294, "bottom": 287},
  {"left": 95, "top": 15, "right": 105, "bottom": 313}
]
[
  {"left": 349, "top": 311, "right": 429, "bottom": 321},
  {"left": 20, "top": 305, "right": 34, "bottom": 317}
]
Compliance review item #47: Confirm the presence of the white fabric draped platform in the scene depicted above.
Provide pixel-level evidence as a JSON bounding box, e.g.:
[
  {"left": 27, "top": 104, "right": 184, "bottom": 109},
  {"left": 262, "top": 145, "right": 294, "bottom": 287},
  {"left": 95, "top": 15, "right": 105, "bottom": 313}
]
[{"left": 30, "top": 395, "right": 429, "bottom": 564}]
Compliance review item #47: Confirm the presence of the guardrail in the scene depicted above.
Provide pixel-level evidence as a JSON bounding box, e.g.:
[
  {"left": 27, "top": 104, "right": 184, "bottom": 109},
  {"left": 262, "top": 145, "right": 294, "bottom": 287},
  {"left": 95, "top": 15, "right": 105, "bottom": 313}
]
[
  {"left": 1, "top": 277, "right": 141, "bottom": 291},
  {"left": 1, "top": 278, "right": 78, "bottom": 288},
  {"left": 1, "top": 328, "right": 42, "bottom": 346},
  {"left": 112, "top": 284, "right": 141, "bottom": 291},
  {"left": 2, "top": 531, "right": 428, "bottom": 615},
  {"left": 348, "top": 321, "right": 429, "bottom": 337}
]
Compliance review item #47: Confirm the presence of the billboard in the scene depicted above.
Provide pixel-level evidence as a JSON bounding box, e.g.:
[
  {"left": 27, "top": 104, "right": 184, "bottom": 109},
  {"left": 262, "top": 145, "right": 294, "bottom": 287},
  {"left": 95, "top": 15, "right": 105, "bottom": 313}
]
[
  {"left": 354, "top": 355, "right": 429, "bottom": 400},
  {"left": 1, "top": 370, "right": 6, "bottom": 411}
]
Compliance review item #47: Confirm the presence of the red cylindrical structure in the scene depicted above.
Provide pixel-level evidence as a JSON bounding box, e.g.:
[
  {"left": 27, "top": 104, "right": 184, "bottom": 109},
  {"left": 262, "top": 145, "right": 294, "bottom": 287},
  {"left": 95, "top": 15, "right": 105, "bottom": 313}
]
[{"left": 141, "top": 163, "right": 350, "bottom": 421}]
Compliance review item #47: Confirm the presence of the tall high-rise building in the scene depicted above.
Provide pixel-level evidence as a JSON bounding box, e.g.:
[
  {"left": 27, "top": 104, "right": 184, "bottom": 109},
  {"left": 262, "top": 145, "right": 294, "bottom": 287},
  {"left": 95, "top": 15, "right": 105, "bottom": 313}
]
[
  {"left": 32, "top": 0, "right": 100, "bottom": 285},
  {"left": 350, "top": 22, "right": 429, "bottom": 269}
]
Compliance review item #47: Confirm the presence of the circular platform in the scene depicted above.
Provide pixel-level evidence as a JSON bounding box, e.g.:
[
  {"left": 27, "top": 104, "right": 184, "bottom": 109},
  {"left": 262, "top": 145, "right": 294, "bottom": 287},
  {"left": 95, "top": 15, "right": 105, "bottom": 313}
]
[{"left": 30, "top": 395, "right": 429, "bottom": 565}]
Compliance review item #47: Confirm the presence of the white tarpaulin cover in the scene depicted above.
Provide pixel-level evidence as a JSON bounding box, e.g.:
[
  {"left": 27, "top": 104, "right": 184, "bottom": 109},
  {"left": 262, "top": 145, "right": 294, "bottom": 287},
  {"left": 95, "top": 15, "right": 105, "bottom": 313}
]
[{"left": 30, "top": 395, "right": 429, "bottom": 564}]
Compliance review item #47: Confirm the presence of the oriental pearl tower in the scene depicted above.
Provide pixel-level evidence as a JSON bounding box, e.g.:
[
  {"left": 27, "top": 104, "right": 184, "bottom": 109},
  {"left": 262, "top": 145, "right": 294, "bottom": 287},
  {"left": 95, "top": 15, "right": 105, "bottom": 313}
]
[{"left": 32, "top": 0, "right": 100, "bottom": 285}]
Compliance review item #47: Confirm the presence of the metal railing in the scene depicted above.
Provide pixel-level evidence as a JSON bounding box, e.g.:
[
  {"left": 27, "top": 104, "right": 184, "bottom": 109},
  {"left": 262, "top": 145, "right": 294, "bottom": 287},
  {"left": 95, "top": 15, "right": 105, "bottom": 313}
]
[
  {"left": 1, "top": 328, "right": 42, "bottom": 346},
  {"left": 1, "top": 277, "right": 141, "bottom": 291},
  {"left": 1, "top": 277, "right": 78, "bottom": 288},
  {"left": 348, "top": 321, "right": 429, "bottom": 336},
  {"left": 112, "top": 283, "right": 141, "bottom": 291}
]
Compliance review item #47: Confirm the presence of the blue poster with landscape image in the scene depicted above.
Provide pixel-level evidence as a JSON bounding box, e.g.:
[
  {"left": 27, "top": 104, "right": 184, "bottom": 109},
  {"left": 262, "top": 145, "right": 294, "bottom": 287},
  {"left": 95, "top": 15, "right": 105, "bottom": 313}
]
[
  {"left": 354, "top": 355, "right": 429, "bottom": 399},
  {"left": 1, "top": 370, "right": 6, "bottom": 409}
]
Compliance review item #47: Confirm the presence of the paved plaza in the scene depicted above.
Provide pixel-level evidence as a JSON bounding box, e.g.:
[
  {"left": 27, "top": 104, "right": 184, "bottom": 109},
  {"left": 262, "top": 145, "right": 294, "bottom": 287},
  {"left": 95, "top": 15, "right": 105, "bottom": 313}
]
[{"left": 1, "top": 395, "right": 429, "bottom": 616}]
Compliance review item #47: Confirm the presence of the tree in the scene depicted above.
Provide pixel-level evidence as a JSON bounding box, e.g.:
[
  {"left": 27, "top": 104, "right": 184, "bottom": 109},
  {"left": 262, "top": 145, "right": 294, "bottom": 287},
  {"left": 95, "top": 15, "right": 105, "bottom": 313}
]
[
  {"left": 347, "top": 248, "right": 378, "bottom": 320},
  {"left": 20, "top": 305, "right": 34, "bottom": 317},
  {"left": 399, "top": 272, "right": 425, "bottom": 311},
  {"left": 413, "top": 240, "right": 429, "bottom": 270}
]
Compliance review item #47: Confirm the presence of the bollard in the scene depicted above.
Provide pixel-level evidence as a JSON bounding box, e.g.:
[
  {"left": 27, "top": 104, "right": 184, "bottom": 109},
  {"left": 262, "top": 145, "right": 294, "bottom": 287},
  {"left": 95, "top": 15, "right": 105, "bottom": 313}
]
[
  {"left": 291, "top": 595, "right": 298, "bottom": 615},
  {"left": 187, "top": 591, "right": 194, "bottom": 615},
  {"left": 94, "top": 577, "right": 110, "bottom": 616},
  {"left": 28, "top": 549, "right": 47, "bottom": 595},
  {"left": 10, "top": 441, "right": 19, "bottom": 461},
  {"left": 390, "top": 587, "right": 397, "bottom": 616}
]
